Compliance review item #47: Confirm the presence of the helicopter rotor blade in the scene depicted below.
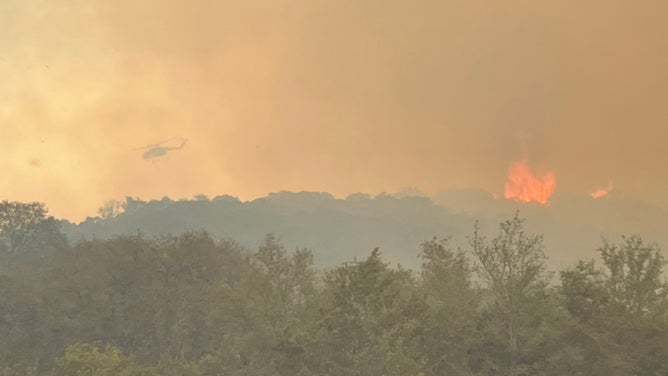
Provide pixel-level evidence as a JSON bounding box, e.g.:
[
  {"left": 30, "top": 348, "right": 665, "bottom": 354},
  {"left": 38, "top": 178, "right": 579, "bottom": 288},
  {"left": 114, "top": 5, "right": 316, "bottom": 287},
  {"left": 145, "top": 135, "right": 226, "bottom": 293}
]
[{"left": 131, "top": 137, "right": 182, "bottom": 151}]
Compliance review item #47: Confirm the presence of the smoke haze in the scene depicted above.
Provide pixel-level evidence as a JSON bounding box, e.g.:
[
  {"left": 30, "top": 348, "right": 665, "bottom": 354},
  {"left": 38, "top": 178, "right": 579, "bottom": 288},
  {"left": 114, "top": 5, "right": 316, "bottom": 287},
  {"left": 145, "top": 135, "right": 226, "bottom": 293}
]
[{"left": 2, "top": 0, "right": 668, "bottom": 220}]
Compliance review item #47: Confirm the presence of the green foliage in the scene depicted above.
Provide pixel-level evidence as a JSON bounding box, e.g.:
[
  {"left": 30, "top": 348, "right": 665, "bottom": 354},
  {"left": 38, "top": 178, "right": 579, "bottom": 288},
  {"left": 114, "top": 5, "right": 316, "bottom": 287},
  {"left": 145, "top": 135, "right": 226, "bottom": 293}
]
[
  {"left": 418, "top": 237, "right": 477, "bottom": 375},
  {"left": 469, "top": 213, "right": 552, "bottom": 375},
  {"left": 0, "top": 361, "right": 38, "bottom": 376},
  {"left": 560, "top": 236, "right": 668, "bottom": 375},
  {"left": 470, "top": 214, "right": 551, "bottom": 307},
  {"left": 56, "top": 343, "right": 156, "bottom": 376},
  {"left": 0, "top": 201, "right": 49, "bottom": 252},
  {"left": 206, "top": 234, "right": 317, "bottom": 375},
  {"left": 309, "top": 248, "right": 428, "bottom": 375},
  {"left": 599, "top": 235, "right": 668, "bottom": 316},
  {"left": 0, "top": 274, "right": 40, "bottom": 368},
  {"left": 1, "top": 201, "right": 667, "bottom": 375},
  {"left": 0, "top": 201, "right": 66, "bottom": 268}
]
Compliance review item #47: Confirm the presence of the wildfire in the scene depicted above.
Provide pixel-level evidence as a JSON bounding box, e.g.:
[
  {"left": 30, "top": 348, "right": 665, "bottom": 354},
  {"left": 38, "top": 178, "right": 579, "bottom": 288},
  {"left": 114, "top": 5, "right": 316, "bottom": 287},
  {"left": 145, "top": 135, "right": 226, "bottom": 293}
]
[
  {"left": 504, "top": 161, "right": 555, "bottom": 205},
  {"left": 591, "top": 182, "right": 613, "bottom": 199}
]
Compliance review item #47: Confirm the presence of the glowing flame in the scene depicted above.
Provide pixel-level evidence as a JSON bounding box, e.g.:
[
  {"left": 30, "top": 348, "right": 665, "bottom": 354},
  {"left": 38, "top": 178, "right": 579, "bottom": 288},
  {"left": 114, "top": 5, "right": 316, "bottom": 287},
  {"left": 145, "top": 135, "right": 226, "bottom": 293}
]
[
  {"left": 591, "top": 182, "right": 613, "bottom": 199},
  {"left": 504, "top": 161, "right": 555, "bottom": 205}
]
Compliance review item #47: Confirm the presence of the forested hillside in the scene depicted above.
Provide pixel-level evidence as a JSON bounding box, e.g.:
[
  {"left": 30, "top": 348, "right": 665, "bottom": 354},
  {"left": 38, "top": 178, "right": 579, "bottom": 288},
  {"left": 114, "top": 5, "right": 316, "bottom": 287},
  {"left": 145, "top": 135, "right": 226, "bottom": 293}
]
[
  {"left": 61, "top": 191, "right": 668, "bottom": 269},
  {"left": 1, "top": 200, "right": 667, "bottom": 375},
  {"left": 61, "top": 192, "right": 467, "bottom": 269}
]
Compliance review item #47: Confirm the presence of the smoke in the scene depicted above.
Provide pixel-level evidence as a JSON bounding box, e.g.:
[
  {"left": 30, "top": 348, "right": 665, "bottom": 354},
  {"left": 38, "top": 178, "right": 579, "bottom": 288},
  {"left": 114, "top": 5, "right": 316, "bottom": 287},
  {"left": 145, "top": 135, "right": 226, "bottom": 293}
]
[{"left": 1, "top": 0, "right": 668, "bottom": 220}]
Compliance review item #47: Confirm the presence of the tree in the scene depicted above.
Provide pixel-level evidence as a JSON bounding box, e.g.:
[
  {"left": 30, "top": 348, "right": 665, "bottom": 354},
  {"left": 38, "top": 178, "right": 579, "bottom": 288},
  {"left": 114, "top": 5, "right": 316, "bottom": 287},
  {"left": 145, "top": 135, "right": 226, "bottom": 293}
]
[
  {"left": 0, "top": 201, "right": 66, "bottom": 267},
  {"left": 0, "top": 275, "right": 40, "bottom": 373},
  {"left": 418, "top": 237, "right": 477, "bottom": 375},
  {"left": 120, "top": 197, "right": 146, "bottom": 213},
  {"left": 599, "top": 235, "right": 668, "bottom": 316},
  {"left": 135, "top": 231, "right": 228, "bottom": 362},
  {"left": 308, "top": 248, "right": 428, "bottom": 375},
  {"left": 97, "top": 200, "right": 123, "bottom": 220},
  {"left": 560, "top": 235, "right": 668, "bottom": 375},
  {"left": 56, "top": 343, "right": 156, "bottom": 376},
  {"left": 36, "top": 231, "right": 242, "bottom": 369},
  {"left": 207, "top": 234, "right": 318, "bottom": 375},
  {"left": 0, "top": 201, "right": 47, "bottom": 255},
  {"left": 469, "top": 213, "right": 551, "bottom": 376}
]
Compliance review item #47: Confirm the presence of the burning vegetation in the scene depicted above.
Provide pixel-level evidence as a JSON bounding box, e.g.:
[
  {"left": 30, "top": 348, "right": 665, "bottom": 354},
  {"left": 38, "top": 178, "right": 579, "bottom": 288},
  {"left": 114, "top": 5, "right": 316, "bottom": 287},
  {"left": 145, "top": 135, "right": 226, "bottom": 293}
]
[
  {"left": 504, "top": 161, "right": 556, "bottom": 205},
  {"left": 591, "top": 182, "right": 613, "bottom": 199}
]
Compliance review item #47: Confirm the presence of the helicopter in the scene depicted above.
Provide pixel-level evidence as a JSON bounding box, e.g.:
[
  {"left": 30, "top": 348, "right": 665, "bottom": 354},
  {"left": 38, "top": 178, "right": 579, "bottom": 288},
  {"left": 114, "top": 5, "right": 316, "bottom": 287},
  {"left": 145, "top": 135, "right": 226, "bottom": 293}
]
[{"left": 134, "top": 137, "right": 188, "bottom": 160}]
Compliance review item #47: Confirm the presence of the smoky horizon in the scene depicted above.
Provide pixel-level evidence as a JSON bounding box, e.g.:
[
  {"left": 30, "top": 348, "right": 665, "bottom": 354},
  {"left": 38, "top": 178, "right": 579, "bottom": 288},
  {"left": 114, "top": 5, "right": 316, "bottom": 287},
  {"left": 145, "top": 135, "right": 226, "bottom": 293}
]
[{"left": 2, "top": 0, "right": 668, "bottom": 221}]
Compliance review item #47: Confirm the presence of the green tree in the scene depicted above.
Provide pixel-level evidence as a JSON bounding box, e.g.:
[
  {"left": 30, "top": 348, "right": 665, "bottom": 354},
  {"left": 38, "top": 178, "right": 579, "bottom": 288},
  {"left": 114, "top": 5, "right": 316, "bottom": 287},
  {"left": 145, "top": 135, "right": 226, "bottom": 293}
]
[
  {"left": 0, "top": 361, "right": 37, "bottom": 376},
  {"left": 418, "top": 237, "right": 477, "bottom": 375},
  {"left": 469, "top": 213, "right": 551, "bottom": 376},
  {"left": 38, "top": 231, "right": 241, "bottom": 368},
  {"left": 560, "top": 235, "right": 668, "bottom": 375},
  {"left": 599, "top": 235, "right": 668, "bottom": 316},
  {"left": 56, "top": 343, "right": 156, "bottom": 376},
  {"left": 207, "top": 234, "right": 317, "bottom": 375},
  {"left": 0, "top": 201, "right": 66, "bottom": 264},
  {"left": 0, "top": 275, "right": 40, "bottom": 372},
  {"left": 308, "top": 248, "right": 427, "bottom": 375}
]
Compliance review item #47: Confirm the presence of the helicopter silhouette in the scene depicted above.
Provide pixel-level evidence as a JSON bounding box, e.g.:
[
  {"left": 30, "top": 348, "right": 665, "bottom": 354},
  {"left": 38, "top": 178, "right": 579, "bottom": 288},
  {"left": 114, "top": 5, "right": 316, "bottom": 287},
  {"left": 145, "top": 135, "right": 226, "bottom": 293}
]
[{"left": 134, "top": 137, "right": 188, "bottom": 161}]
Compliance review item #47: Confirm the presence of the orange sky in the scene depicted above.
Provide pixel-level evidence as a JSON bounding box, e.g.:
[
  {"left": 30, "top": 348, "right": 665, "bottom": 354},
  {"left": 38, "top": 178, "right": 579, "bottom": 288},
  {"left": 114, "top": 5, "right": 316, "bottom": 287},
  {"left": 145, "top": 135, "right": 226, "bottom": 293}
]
[{"left": 2, "top": 0, "right": 668, "bottom": 221}]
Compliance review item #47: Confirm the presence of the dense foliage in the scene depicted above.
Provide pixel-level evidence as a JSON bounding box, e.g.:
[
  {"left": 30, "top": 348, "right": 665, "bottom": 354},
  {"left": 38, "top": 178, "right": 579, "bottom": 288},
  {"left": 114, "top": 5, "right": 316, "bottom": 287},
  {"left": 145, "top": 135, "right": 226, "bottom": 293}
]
[{"left": 1, "top": 202, "right": 667, "bottom": 375}]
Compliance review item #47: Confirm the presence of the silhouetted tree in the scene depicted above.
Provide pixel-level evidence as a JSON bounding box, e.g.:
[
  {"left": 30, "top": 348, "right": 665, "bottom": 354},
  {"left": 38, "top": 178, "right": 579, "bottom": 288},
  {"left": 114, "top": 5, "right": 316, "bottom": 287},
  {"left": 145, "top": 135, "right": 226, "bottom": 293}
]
[{"left": 98, "top": 200, "right": 124, "bottom": 220}]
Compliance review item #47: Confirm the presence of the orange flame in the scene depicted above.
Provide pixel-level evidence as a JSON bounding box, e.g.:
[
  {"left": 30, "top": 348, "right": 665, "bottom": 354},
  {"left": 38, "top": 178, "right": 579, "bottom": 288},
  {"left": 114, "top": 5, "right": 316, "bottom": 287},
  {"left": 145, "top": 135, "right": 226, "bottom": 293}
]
[
  {"left": 590, "top": 182, "right": 613, "bottom": 199},
  {"left": 504, "top": 161, "right": 555, "bottom": 205}
]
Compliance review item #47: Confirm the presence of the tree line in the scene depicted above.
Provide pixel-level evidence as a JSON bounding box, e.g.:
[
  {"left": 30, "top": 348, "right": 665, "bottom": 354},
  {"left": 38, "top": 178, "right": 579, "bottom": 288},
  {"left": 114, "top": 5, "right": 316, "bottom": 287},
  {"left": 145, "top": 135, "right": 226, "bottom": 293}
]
[{"left": 0, "top": 200, "right": 667, "bottom": 375}]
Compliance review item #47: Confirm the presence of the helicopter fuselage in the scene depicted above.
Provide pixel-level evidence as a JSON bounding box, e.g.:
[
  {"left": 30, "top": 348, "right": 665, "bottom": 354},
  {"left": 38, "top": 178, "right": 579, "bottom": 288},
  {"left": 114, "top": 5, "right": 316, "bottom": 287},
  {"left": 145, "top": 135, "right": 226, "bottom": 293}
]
[
  {"left": 139, "top": 139, "right": 187, "bottom": 160},
  {"left": 143, "top": 147, "right": 169, "bottom": 159}
]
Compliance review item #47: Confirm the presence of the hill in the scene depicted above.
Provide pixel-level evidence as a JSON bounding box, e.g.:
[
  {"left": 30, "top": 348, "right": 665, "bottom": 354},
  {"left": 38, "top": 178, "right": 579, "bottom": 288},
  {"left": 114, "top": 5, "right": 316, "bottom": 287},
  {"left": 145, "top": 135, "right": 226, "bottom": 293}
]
[{"left": 60, "top": 190, "right": 668, "bottom": 270}]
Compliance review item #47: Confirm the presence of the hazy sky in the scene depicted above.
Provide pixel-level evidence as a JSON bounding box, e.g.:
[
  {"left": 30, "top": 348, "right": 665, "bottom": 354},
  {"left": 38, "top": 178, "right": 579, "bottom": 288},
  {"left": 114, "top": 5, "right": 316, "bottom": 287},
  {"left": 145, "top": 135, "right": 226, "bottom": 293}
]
[{"left": 2, "top": 0, "right": 668, "bottom": 220}]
